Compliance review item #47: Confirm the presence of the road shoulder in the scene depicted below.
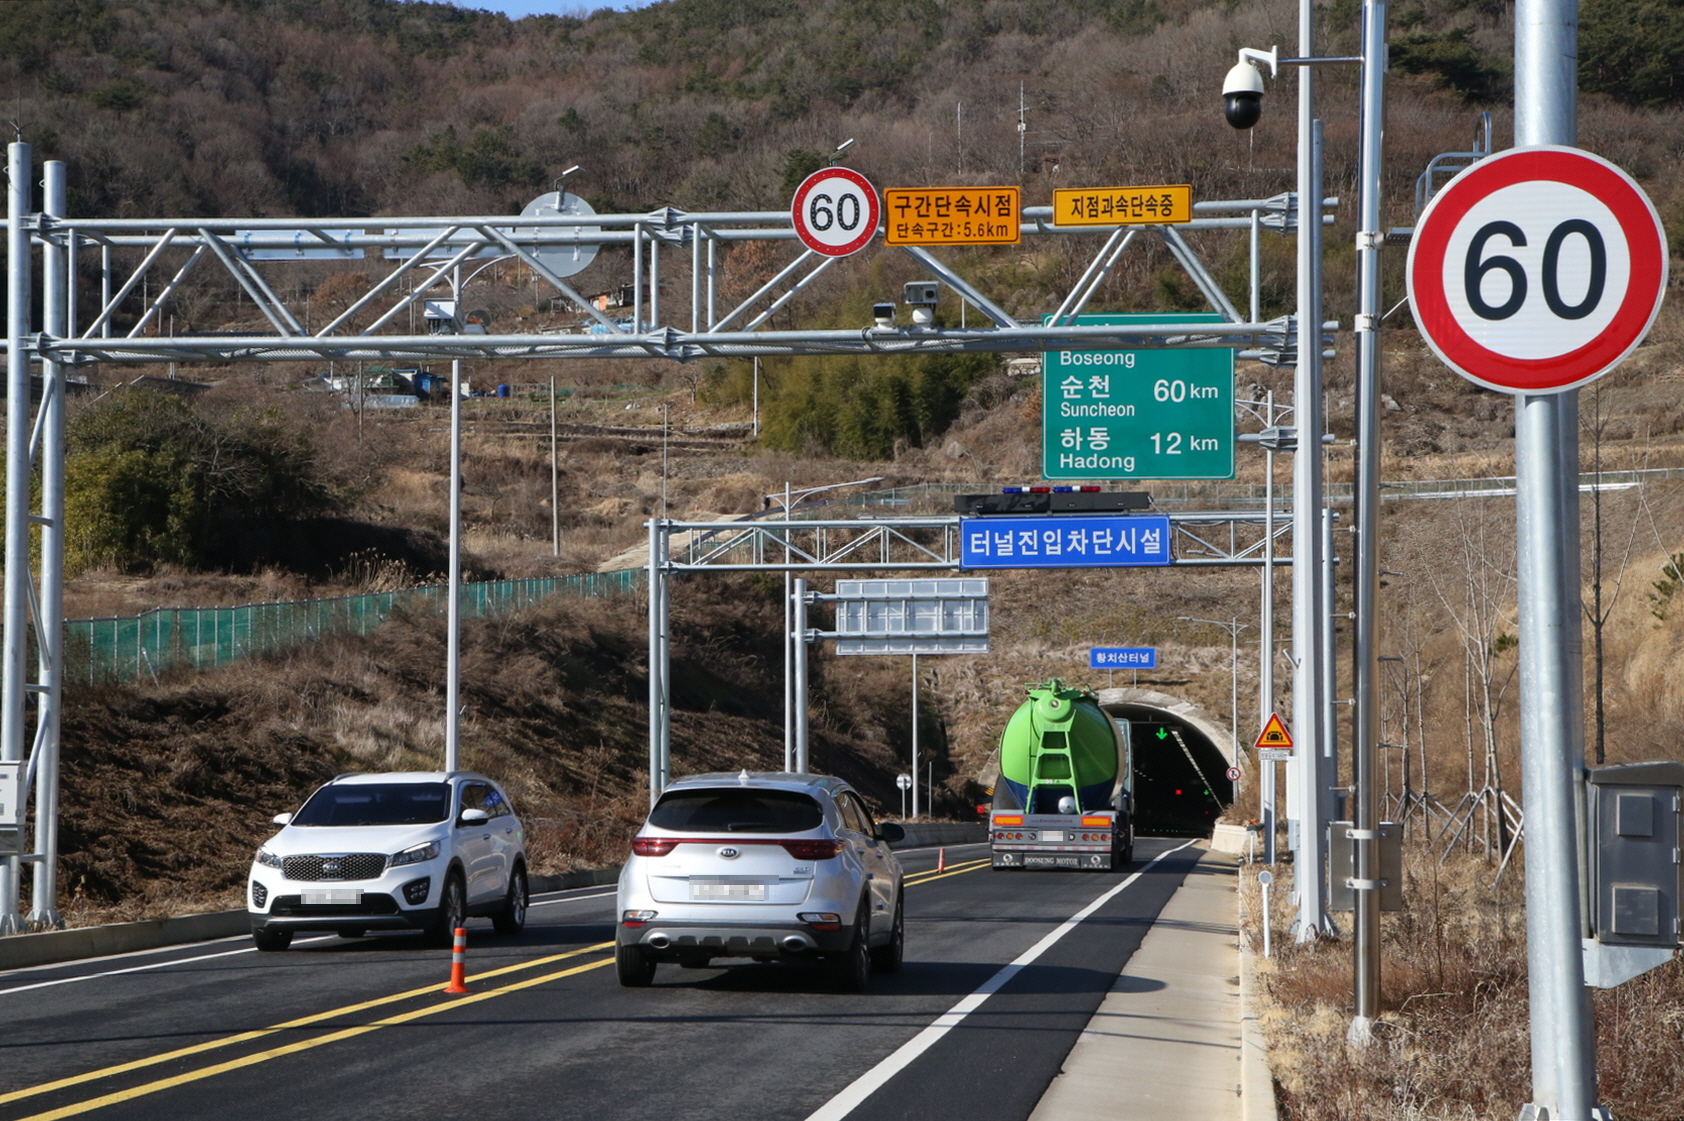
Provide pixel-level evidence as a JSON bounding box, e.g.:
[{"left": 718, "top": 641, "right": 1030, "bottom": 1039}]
[{"left": 1028, "top": 846, "right": 1275, "bottom": 1121}]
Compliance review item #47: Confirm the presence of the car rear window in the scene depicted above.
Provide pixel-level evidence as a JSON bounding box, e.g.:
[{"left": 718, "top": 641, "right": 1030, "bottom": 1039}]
[
  {"left": 649, "top": 789, "right": 824, "bottom": 834},
  {"left": 293, "top": 782, "right": 452, "bottom": 827}
]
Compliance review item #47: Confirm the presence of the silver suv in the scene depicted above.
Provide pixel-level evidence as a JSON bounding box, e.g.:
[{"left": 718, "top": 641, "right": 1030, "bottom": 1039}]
[
  {"left": 247, "top": 771, "right": 528, "bottom": 951},
  {"left": 615, "top": 771, "right": 906, "bottom": 991}
]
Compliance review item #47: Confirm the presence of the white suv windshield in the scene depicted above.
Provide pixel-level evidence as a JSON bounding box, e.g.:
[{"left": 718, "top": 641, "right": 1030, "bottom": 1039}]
[
  {"left": 649, "top": 789, "right": 823, "bottom": 833},
  {"left": 293, "top": 782, "right": 452, "bottom": 827}
]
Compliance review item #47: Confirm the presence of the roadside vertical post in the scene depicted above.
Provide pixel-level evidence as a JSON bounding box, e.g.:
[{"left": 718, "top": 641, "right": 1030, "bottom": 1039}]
[
  {"left": 1349, "top": 0, "right": 1390, "bottom": 1040},
  {"left": 1514, "top": 0, "right": 1598, "bottom": 1114},
  {"left": 29, "top": 160, "right": 67, "bottom": 928},
  {"left": 1, "top": 141, "right": 33, "bottom": 932},
  {"left": 1289, "top": 6, "right": 1331, "bottom": 936},
  {"left": 793, "top": 577, "right": 810, "bottom": 774}
]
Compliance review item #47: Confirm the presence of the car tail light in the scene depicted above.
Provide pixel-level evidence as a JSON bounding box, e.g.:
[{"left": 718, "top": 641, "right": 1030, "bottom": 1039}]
[
  {"left": 781, "top": 839, "right": 846, "bottom": 860},
  {"left": 632, "top": 837, "right": 679, "bottom": 857},
  {"left": 799, "top": 911, "right": 841, "bottom": 930},
  {"left": 622, "top": 910, "right": 657, "bottom": 927}
]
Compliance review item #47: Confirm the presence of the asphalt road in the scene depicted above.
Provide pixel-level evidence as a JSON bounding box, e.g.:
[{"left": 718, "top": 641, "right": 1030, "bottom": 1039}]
[{"left": 0, "top": 838, "right": 1203, "bottom": 1121}]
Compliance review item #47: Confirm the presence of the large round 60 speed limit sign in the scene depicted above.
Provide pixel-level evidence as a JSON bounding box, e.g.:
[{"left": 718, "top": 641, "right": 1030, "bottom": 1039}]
[
  {"left": 1407, "top": 146, "right": 1668, "bottom": 393},
  {"left": 790, "top": 167, "right": 880, "bottom": 257}
]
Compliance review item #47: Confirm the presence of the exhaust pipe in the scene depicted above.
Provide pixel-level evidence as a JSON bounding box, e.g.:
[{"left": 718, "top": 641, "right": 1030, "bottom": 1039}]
[
  {"left": 781, "top": 935, "right": 808, "bottom": 952},
  {"left": 647, "top": 934, "right": 671, "bottom": 949}
]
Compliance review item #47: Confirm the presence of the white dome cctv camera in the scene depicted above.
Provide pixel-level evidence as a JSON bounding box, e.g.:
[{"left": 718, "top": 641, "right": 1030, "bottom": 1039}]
[
  {"left": 1223, "top": 47, "right": 1277, "bottom": 130},
  {"left": 1223, "top": 61, "right": 1264, "bottom": 129}
]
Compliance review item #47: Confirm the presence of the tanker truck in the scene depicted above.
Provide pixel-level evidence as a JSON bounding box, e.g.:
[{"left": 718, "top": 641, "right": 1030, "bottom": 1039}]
[{"left": 989, "top": 679, "right": 1135, "bottom": 870}]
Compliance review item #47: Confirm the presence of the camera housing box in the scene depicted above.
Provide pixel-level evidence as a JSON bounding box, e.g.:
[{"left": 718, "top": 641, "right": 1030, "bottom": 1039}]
[
  {"left": 903, "top": 281, "right": 940, "bottom": 306},
  {"left": 871, "top": 302, "right": 896, "bottom": 328}
]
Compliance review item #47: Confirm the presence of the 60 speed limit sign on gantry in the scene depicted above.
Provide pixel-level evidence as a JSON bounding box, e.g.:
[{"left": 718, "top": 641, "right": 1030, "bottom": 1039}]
[
  {"left": 1407, "top": 146, "right": 1668, "bottom": 393},
  {"left": 790, "top": 167, "right": 880, "bottom": 257}
]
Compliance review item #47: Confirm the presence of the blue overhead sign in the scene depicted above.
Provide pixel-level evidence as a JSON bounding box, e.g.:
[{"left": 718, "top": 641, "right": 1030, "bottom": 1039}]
[
  {"left": 1091, "top": 647, "right": 1156, "bottom": 669},
  {"left": 959, "top": 515, "right": 1172, "bottom": 568}
]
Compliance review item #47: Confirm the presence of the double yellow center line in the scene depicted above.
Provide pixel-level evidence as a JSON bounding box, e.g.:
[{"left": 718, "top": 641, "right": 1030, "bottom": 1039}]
[
  {"left": 2, "top": 942, "right": 614, "bottom": 1121},
  {"left": 7, "top": 853, "right": 988, "bottom": 1120}
]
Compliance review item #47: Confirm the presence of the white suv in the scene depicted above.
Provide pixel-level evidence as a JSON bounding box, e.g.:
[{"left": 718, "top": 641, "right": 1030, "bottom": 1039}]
[
  {"left": 247, "top": 771, "right": 528, "bottom": 951},
  {"left": 616, "top": 771, "right": 906, "bottom": 991}
]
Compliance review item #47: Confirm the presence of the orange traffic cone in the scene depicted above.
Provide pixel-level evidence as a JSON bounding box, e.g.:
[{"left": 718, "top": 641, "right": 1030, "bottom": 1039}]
[
  {"left": 444, "top": 927, "right": 470, "bottom": 993},
  {"left": 937, "top": 847, "right": 946, "bottom": 873}
]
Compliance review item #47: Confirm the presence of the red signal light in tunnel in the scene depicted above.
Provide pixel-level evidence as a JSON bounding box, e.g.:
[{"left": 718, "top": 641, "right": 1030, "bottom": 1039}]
[{"left": 1175, "top": 789, "right": 1183, "bottom": 796}]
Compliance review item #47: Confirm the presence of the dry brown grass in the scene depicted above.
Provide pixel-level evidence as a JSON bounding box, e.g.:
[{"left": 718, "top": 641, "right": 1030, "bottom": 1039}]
[{"left": 1243, "top": 841, "right": 1684, "bottom": 1120}]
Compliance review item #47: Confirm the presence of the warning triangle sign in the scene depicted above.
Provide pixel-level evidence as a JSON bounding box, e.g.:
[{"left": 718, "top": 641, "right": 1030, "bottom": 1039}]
[{"left": 1254, "top": 712, "right": 1293, "bottom": 750}]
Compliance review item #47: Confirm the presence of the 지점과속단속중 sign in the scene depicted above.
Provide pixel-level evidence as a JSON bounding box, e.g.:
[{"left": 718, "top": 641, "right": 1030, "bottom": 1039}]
[{"left": 1052, "top": 185, "right": 1192, "bottom": 226}]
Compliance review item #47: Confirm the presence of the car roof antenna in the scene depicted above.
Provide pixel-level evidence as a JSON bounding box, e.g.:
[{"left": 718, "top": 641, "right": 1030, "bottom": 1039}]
[{"left": 738, "top": 768, "right": 751, "bottom": 785}]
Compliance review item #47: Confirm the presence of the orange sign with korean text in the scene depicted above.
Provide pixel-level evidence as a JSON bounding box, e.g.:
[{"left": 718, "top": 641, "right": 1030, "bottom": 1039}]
[
  {"left": 1053, "top": 185, "right": 1192, "bottom": 226},
  {"left": 883, "top": 187, "right": 1022, "bottom": 245}
]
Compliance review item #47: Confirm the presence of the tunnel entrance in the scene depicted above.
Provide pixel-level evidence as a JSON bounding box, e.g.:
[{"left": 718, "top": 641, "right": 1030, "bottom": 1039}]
[{"left": 1100, "top": 693, "right": 1235, "bottom": 838}]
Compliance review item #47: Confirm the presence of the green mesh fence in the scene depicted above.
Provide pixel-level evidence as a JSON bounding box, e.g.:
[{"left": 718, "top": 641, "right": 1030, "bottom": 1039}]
[{"left": 64, "top": 569, "right": 644, "bottom": 686}]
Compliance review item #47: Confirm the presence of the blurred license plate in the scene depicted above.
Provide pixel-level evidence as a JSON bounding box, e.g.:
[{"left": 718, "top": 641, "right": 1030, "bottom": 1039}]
[
  {"left": 303, "top": 889, "right": 362, "bottom": 906},
  {"left": 1039, "top": 830, "right": 1065, "bottom": 842},
  {"left": 691, "top": 882, "right": 765, "bottom": 901}
]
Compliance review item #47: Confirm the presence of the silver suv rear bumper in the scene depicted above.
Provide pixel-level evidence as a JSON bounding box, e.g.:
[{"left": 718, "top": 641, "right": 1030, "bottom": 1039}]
[{"left": 619, "top": 920, "right": 854, "bottom": 960}]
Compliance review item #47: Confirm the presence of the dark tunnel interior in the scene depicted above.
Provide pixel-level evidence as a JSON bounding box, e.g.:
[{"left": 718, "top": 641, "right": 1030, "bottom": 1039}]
[{"left": 1111, "top": 705, "right": 1234, "bottom": 837}]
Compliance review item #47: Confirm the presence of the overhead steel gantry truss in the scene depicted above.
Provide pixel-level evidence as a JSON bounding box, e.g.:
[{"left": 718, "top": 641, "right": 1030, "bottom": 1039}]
[
  {"left": 643, "top": 511, "right": 1294, "bottom": 800},
  {"left": 12, "top": 191, "right": 1334, "bottom": 367},
  {"left": 2, "top": 139, "right": 1334, "bottom": 930}
]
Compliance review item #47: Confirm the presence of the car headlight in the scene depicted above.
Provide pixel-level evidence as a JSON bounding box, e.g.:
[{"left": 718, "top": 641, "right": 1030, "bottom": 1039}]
[
  {"left": 254, "top": 848, "right": 283, "bottom": 870},
  {"left": 388, "top": 840, "right": 441, "bottom": 869}
]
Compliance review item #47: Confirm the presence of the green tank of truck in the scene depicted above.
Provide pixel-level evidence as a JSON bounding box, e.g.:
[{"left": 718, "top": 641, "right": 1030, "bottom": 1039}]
[{"left": 988, "top": 679, "right": 1135, "bottom": 870}]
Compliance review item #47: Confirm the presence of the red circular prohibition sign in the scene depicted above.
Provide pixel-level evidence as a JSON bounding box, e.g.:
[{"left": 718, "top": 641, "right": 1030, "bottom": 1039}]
[
  {"left": 790, "top": 167, "right": 880, "bottom": 257},
  {"left": 1407, "top": 146, "right": 1668, "bottom": 393}
]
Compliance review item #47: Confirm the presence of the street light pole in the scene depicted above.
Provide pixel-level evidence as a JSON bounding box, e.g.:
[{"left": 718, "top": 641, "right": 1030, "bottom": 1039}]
[{"left": 1179, "top": 617, "right": 1250, "bottom": 759}]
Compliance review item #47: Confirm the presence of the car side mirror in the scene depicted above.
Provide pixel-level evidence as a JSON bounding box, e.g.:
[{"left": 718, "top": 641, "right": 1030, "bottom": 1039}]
[
  {"left": 876, "top": 822, "right": 906, "bottom": 844},
  {"left": 459, "top": 807, "right": 490, "bottom": 825},
  {"left": 271, "top": 812, "right": 294, "bottom": 826}
]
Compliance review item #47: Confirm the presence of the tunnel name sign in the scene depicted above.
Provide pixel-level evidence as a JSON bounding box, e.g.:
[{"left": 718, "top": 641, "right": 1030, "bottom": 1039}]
[
  {"left": 960, "top": 515, "right": 1171, "bottom": 568},
  {"left": 1407, "top": 146, "right": 1668, "bottom": 393}
]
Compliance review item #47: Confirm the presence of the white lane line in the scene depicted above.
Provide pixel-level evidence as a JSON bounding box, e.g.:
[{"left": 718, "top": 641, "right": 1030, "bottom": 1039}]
[
  {"left": 0, "top": 888, "right": 615, "bottom": 993},
  {"left": 530, "top": 889, "right": 615, "bottom": 907},
  {"left": 0, "top": 937, "right": 332, "bottom": 997},
  {"left": 802, "top": 838, "right": 1201, "bottom": 1121}
]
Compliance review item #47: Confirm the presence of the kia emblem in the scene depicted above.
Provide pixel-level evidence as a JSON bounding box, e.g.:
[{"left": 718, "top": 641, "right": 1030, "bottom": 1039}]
[{"left": 718, "top": 847, "right": 740, "bottom": 860}]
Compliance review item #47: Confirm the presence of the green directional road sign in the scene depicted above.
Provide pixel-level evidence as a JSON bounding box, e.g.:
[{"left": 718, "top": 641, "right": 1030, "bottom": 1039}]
[{"left": 1043, "top": 313, "right": 1234, "bottom": 480}]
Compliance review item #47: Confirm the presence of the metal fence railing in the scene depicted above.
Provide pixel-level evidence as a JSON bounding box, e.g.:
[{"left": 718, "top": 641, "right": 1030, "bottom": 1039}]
[{"left": 65, "top": 569, "right": 643, "bottom": 686}]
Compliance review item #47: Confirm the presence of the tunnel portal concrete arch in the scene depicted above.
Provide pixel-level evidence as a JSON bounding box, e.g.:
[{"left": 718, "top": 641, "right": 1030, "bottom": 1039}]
[{"left": 1096, "top": 687, "right": 1236, "bottom": 837}]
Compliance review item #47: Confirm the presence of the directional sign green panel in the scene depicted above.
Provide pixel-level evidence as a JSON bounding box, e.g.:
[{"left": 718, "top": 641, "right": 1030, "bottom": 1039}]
[{"left": 1042, "top": 313, "right": 1234, "bottom": 480}]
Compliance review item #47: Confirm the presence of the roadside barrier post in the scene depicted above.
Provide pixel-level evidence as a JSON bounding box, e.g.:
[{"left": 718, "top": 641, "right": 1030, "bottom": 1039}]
[{"left": 444, "top": 927, "right": 470, "bottom": 993}]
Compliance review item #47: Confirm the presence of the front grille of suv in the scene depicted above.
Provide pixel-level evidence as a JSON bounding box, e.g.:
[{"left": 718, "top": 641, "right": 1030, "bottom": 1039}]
[{"left": 282, "top": 853, "right": 388, "bottom": 882}]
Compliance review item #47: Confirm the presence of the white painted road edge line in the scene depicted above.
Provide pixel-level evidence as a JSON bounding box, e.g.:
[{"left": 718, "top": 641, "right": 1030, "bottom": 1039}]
[
  {"left": 0, "top": 937, "right": 332, "bottom": 997},
  {"left": 802, "top": 837, "right": 1202, "bottom": 1121}
]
